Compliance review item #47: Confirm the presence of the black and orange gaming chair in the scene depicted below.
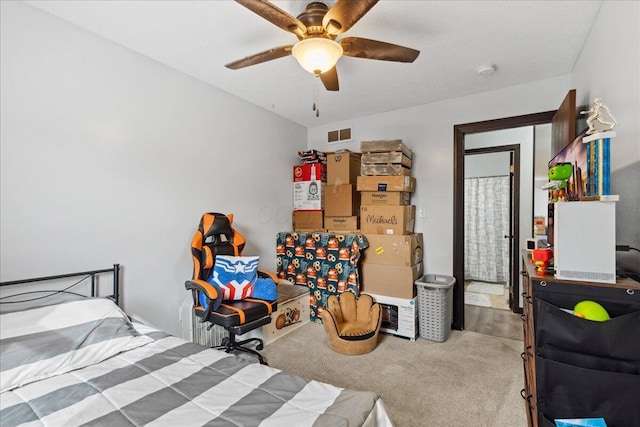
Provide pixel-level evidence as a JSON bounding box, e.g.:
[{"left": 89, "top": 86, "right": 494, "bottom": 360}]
[{"left": 185, "top": 212, "right": 277, "bottom": 365}]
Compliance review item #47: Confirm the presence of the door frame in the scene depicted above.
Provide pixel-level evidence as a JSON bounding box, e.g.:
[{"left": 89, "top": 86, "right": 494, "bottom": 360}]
[
  {"left": 464, "top": 145, "right": 519, "bottom": 312},
  {"left": 452, "top": 111, "right": 556, "bottom": 330}
]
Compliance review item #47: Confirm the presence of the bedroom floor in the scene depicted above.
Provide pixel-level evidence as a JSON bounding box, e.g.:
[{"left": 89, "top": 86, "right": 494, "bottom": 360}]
[
  {"left": 260, "top": 321, "right": 527, "bottom": 427},
  {"left": 464, "top": 305, "right": 523, "bottom": 341},
  {"left": 464, "top": 280, "right": 509, "bottom": 310},
  {"left": 464, "top": 280, "right": 522, "bottom": 341}
]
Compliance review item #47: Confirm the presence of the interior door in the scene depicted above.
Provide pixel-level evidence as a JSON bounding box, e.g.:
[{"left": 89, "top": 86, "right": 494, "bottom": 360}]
[
  {"left": 507, "top": 151, "right": 516, "bottom": 310},
  {"left": 551, "top": 89, "right": 576, "bottom": 156},
  {"left": 464, "top": 146, "right": 519, "bottom": 312},
  {"left": 454, "top": 112, "right": 556, "bottom": 330}
]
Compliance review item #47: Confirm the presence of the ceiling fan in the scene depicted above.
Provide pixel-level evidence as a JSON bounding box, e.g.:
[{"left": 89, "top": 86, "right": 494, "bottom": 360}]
[{"left": 225, "top": 0, "right": 420, "bottom": 91}]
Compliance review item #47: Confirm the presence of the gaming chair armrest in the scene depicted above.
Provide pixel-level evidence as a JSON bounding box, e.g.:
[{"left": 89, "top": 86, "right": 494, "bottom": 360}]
[
  {"left": 257, "top": 269, "right": 278, "bottom": 283},
  {"left": 184, "top": 279, "right": 223, "bottom": 316},
  {"left": 185, "top": 279, "right": 219, "bottom": 300}
]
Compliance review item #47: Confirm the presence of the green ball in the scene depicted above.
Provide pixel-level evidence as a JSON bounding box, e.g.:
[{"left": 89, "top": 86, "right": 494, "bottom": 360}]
[{"left": 573, "top": 300, "right": 610, "bottom": 322}]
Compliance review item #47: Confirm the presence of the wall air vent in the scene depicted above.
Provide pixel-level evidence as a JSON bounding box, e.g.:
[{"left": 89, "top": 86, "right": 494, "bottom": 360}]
[{"left": 328, "top": 127, "right": 353, "bottom": 143}]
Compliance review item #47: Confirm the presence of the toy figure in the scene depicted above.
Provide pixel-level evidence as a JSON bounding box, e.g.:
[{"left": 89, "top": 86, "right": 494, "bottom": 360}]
[
  {"left": 531, "top": 248, "right": 553, "bottom": 274},
  {"left": 580, "top": 98, "right": 619, "bottom": 135},
  {"left": 541, "top": 162, "right": 573, "bottom": 202}
]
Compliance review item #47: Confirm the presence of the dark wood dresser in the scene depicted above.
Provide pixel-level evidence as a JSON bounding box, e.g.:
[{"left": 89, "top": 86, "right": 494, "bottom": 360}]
[{"left": 520, "top": 250, "right": 640, "bottom": 427}]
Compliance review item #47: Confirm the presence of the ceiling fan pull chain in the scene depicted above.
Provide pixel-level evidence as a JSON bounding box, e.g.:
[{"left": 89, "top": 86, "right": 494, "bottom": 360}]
[
  {"left": 313, "top": 74, "right": 320, "bottom": 117},
  {"left": 312, "top": 75, "right": 317, "bottom": 111}
]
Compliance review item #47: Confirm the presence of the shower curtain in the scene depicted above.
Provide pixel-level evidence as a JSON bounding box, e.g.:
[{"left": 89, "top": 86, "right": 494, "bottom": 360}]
[{"left": 464, "top": 175, "right": 510, "bottom": 282}]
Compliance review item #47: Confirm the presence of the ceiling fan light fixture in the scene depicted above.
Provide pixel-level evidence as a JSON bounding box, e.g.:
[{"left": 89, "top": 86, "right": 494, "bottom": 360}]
[{"left": 292, "top": 38, "right": 343, "bottom": 75}]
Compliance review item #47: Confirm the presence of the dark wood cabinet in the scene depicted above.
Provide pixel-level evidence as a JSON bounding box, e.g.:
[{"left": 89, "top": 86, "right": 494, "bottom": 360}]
[{"left": 520, "top": 250, "right": 640, "bottom": 427}]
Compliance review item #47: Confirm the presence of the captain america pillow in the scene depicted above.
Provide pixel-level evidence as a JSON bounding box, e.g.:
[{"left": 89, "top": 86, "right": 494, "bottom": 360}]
[{"left": 209, "top": 255, "right": 259, "bottom": 300}]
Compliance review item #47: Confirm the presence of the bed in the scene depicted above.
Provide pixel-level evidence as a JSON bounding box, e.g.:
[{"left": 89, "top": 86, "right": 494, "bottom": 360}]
[{"left": 0, "top": 266, "right": 393, "bottom": 427}]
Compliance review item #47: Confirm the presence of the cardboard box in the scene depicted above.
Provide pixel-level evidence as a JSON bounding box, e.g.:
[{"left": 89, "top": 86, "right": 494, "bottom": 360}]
[
  {"left": 361, "top": 151, "right": 412, "bottom": 176},
  {"left": 360, "top": 140, "right": 412, "bottom": 158},
  {"left": 367, "top": 293, "right": 418, "bottom": 340},
  {"left": 325, "top": 229, "right": 360, "bottom": 234},
  {"left": 326, "top": 152, "right": 361, "bottom": 185},
  {"left": 364, "top": 233, "right": 423, "bottom": 267},
  {"left": 361, "top": 191, "right": 411, "bottom": 206},
  {"left": 357, "top": 175, "right": 416, "bottom": 192},
  {"left": 293, "top": 163, "right": 326, "bottom": 182},
  {"left": 292, "top": 210, "right": 323, "bottom": 230},
  {"left": 360, "top": 205, "right": 415, "bottom": 235},
  {"left": 324, "top": 216, "right": 359, "bottom": 230},
  {"left": 244, "top": 284, "right": 309, "bottom": 344},
  {"left": 293, "top": 181, "right": 325, "bottom": 210},
  {"left": 360, "top": 164, "right": 411, "bottom": 176},
  {"left": 325, "top": 184, "right": 360, "bottom": 216},
  {"left": 361, "top": 262, "right": 423, "bottom": 299},
  {"left": 361, "top": 151, "right": 412, "bottom": 167}
]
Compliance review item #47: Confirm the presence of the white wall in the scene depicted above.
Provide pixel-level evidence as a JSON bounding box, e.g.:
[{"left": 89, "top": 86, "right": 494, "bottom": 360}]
[
  {"left": 571, "top": 0, "right": 640, "bottom": 274},
  {"left": 0, "top": 1, "right": 306, "bottom": 337},
  {"left": 572, "top": 0, "right": 639, "bottom": 171},
  {"left": 464, "top": 152, "right": 511, "bottom": 178},
  {"left": 307, "top": 75, "right": 571, "bottom": 276}
]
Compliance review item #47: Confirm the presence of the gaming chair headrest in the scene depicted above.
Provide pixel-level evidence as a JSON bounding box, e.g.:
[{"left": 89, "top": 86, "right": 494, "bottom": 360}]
[
  {"left": 191, "top": 212, "right": 246, "bottom": 281},
  {"left": 200, "top": 212, "right": 235, "bottom": 246}
]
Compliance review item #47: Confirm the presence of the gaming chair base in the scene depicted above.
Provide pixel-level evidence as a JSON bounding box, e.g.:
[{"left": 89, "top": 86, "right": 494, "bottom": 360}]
[
  {"left": 213, "top": 315, "right": 272, "bottom": 365},
  {"left": 216, "top": 334, "right": 268, "bottom": 365}
]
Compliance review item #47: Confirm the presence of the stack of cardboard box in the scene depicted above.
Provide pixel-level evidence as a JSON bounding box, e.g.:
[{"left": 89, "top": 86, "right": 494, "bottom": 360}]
[
  {"left": 292, "top": 151, "right": 326, "bottom": 231},
  {"left": 324, "top": 150, "right": 362, "bottom": 232},
  {"left": 357, "top": 140, "right": 423, "bottom": 340}
]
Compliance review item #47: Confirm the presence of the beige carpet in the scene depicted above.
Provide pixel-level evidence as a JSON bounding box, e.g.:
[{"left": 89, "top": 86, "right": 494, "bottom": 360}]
[{"left": 261, "top": 322, "right": 526, "bottom": 427}]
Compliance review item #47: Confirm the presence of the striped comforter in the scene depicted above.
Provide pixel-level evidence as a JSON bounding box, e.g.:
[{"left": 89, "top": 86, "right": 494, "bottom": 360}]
[{"left": 0, "top": 299, "right": 392, "bottom": 426}]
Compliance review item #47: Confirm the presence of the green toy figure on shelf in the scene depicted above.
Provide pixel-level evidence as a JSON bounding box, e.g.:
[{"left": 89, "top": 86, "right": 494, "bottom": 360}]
[{"left": 541, "top": 162, "right": 573, "bottom": 202}]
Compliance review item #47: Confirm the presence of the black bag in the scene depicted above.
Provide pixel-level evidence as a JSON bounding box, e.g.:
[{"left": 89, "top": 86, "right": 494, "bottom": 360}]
[{"left": 534, "top": 299, "right": 640, "bottom": 426}]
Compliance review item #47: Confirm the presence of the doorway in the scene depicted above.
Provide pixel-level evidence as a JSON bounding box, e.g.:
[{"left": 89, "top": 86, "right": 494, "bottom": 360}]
[
  {"left": 463, "top": 146, "right": 518, "bottom": 312},
  {"left": 452, "top": 111, "right": 556, "bottom": 331}
]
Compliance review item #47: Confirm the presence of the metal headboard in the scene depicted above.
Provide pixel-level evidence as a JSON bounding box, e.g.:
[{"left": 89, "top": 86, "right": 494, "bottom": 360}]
[{"left": 0, "top": 264, "right": 120, "bottom": 305}]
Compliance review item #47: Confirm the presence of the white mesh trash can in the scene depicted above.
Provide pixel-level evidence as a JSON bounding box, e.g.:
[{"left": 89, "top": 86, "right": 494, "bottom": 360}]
[{"left": 415, "top": 274, "right": 456, "bottom": 342}]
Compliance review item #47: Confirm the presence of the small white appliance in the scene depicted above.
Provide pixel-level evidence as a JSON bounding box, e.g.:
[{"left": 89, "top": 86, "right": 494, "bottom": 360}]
[
  {"left": 368, "top": 293, "right": 418, "bottom": 340},
  {"left": 553, "top": 201, "right": 616, "bottom": 284}
]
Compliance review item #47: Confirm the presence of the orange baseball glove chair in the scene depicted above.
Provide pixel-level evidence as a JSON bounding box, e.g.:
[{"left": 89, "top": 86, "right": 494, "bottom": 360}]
[
  {"left": 185, "top": 212, "right": 278, "bottom": 365},
  {"left": 321, "top": 292, "right": 382, "bottom": 355}
]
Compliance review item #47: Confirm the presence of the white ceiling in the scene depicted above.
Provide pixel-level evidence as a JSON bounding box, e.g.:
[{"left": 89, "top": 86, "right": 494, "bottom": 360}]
[{"left": 26, "top": 0, "right": 602, "bottom": 127}]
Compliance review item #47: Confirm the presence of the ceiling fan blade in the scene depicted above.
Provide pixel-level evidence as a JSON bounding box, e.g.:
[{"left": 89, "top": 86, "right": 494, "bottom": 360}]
[
  {"left": 322, "top": 0, "right": 378, "bottom": 36},
  {"left": 225, "top": 45, "right": 293, "bottom": 70},
  {"left": 235, "top": 0, "right": 306, "bottom": 38},
  {"left": 319, "top": 66, "right": 339, "bottom": 91},
  {"left": 340, "top": 37, "right": 420, "bottom": 62}
]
